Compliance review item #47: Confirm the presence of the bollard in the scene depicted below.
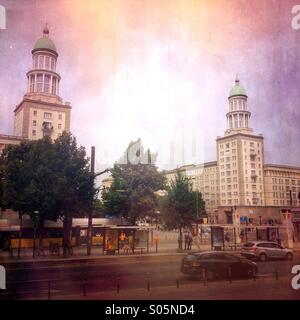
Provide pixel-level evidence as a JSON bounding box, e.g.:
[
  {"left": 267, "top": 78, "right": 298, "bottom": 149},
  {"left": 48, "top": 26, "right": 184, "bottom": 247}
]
[
  {"left": 48, "top": 281, "right": 51, "bottom": 300},
  {"left": 275, "top": 268, "right": 278, "bottom": 280},
  {"left": 228, "top": 266, "right": 232, "bottom": 284},
  {"left": 117, "top": 276, "right": 120, "bottom": 294},
  {"left": 202, "top": 268, "right": 206, "bottom": 286},
  {"left": 147, "top": 274, "right": 150, "bottom": 291},
  {"left": 176, "top": 278, "right": 179, "bottom": 288}
]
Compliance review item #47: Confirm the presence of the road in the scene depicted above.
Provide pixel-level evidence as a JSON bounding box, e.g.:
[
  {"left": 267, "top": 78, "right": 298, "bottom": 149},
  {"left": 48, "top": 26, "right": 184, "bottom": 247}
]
[{"left": 1, "top": 253, "right": 300, "bottom": 300}]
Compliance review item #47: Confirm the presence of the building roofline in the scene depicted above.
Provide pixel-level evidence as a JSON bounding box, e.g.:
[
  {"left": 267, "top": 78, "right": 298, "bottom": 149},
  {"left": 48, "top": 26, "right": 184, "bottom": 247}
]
[
  {"left": 14, "top": 98, "right": 71, "bottom": 113},
  {"left": 216, "top": 132, "right": 264, "bottom": 141},
  {"left": 0, "top": 134, "right": 26, "bottom": 142},
  {"left": 264, "top": 163, "right": 300, "bottom": 171},
  {"left": 163, "top": 161, "right": 218, "bottom": 174}
]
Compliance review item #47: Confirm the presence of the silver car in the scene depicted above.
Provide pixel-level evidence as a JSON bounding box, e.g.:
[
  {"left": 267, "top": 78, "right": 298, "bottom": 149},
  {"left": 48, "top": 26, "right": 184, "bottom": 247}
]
[{"left": 241, "top": 241, "right": 293, "bottom": 261}]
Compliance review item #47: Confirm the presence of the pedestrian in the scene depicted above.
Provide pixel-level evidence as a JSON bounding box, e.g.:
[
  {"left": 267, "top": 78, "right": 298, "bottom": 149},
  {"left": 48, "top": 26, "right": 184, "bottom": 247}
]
[
  {"left": 177, "top": 232, "right": 183, "bottom": 250},
  {"left": 187, "top": 234, "right": 193, "bottom": 250},
  {"left": 184, "top": 232, "right": 188, "bottom": 250}
]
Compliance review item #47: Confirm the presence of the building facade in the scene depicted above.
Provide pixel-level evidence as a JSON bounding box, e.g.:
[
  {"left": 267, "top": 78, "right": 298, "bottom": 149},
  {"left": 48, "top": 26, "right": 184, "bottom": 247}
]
[
  {"left": 13, "top": 26, "right": 71, "bottom": 141},
  {"left": 0, "top": 26, "right": 71, "bottom": 152},
  {"left": 165, "top": 76, "right": 300, "bottom": 229}
]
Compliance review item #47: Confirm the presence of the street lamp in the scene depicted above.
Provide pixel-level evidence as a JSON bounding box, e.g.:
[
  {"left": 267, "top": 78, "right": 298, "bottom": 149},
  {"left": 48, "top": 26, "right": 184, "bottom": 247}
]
[{"left": 87, "top": 146, "right": 112, "bottom": 256}]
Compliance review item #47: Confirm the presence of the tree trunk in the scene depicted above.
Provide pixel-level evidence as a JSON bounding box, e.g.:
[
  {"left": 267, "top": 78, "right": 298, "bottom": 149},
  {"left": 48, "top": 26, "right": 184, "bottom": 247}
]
[{"left": 179, "top": 227, "right": 183, "bottom": 250}]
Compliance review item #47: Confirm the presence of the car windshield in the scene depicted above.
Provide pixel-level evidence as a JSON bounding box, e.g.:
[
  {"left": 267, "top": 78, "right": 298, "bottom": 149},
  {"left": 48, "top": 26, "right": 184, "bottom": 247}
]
[{"left": 243, "top": 242, "right": 255, "bottom": 247}]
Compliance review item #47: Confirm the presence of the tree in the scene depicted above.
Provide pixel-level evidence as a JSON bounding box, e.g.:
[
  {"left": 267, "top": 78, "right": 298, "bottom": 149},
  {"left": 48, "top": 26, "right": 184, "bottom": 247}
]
[
  {"left": 160, "top": 170, "right": 205, "bottom": 250},
  {"left": 0, "top": 138, "right": 63, "bottom": 256},
  {"left": 102, "top": 140, "right": 165, "bottom": 225},
  {"left": 0, "top": 133, "right": 97, "bottom": 257},
  {"left": 93, "top": 199, "right": 105, "bottom": 218},
  {"left": 52, "top": 133, "right": 97, "bottom": 256}
]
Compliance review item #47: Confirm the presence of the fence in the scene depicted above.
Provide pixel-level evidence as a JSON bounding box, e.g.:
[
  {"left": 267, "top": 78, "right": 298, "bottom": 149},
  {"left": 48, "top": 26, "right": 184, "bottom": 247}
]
[{"left": 0, "top": 268, "right": 280, "bottom": 300}]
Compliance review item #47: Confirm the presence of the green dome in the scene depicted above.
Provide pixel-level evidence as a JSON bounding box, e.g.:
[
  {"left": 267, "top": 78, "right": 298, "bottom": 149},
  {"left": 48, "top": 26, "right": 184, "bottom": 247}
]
[
  {"left": 229, "top": 76, "right": 247, "bottom": 98},
  {"left": 33, "top": 37, "right": 57, "bottom": 53}
]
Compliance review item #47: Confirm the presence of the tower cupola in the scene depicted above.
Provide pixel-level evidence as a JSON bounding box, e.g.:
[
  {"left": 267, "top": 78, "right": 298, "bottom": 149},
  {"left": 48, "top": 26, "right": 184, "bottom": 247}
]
[
  {"left": 25, "top": 25, "right": 62, "bottom": 104},
  {"left": 226, "top": 75, "right": 252, "bottom": 134}
]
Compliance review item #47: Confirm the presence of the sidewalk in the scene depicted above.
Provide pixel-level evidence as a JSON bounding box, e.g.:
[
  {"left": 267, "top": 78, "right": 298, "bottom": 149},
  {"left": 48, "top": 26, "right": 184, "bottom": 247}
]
[
  {"left": 0, "top": 242, "right": 191, "bottom": 265},
  {"left": 1, "top": 241, "right": 299, "bottom": 265}
]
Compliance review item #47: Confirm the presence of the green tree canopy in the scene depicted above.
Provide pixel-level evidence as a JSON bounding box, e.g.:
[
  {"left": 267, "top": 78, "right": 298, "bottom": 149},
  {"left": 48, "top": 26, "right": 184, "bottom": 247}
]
[
  {"left": 161, "top": 170, "right": 205, "bottom": 249},
  {"left": 0, "top": 133, "right": 97, "bottom": 255},
  {"left": 102, "top": 140, "right": 165, "bottom": 224}
]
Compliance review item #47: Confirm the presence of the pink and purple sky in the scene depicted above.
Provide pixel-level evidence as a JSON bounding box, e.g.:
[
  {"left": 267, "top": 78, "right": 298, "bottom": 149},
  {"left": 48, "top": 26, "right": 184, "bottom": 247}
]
[{"left": 0, "top": 0, "right": 300, "bottom": 172}]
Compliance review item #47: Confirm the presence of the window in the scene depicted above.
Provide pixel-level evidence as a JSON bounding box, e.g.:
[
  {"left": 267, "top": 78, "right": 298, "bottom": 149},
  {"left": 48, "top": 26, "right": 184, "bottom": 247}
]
[
  {"left": 239, "top": 114, "right": 243, "bottom": 127},
  {"left": 43, "top": 122, "right": 52, "bottom": 129},
  {"left": 33, "top": 110, "right": 37, "bottom": 116},
  {"left": 58, "top": 124, "right": 62, "bottom": 129},
  {"left": 38, "top": 56, "right": 44, "bottom": 68},
  {"left": 32, "top": 120, "right": 37, "bottom": 126},
  {"left": 30, "top": 75, "right": 34, "bottom": 92},
  {"left": 44, "top": 75, "right": 50, "bottom": 93},
  {"left": 233, "top": 114, "right": 238, "bottom": 127},
  {"left": 32, "top": 130, "right": 36, "bottom": 136},
  {"left": 44, "top": 112, "right": 52, "bottom": 119},
  {"left": 52, "top": 77, "right": 57, "bottom": 94},
  {"left": 37, "top": 74, "right": 43, "bottom": 92},
  {"left": 58, "top": 114, "right": 62, "bottom": 120},
  {"left": 51, "top": 58, "right": 55, "bottom": 71},
  {"left": 34, "top": 56, "right": 38, "bottom": 68},
  {"left": 45, "top": 56, "right": 50, "bottom": 69}
]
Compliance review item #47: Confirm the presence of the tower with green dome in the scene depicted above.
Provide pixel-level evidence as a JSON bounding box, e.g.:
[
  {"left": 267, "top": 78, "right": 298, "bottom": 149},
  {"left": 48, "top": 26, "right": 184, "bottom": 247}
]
[
  {"left": 216, "top": 75, "right": 265, "bottom": 209},
  {"left": 25, "top": 25, "right": 61, "bottom": 103},
  {"left": 13, "top": 25, "right": 71, "bottom": 141}
]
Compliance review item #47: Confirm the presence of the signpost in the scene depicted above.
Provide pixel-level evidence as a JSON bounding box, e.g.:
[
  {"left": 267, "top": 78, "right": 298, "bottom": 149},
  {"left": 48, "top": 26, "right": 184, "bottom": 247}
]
[{"left": 87, "top": 146, "right": 95, "bottom": 256}]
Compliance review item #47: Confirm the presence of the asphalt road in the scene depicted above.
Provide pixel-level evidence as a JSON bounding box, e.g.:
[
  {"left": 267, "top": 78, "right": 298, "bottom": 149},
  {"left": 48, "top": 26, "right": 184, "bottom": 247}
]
[{"left": 1, "top": 253, "right": 300, "bottom": 300}]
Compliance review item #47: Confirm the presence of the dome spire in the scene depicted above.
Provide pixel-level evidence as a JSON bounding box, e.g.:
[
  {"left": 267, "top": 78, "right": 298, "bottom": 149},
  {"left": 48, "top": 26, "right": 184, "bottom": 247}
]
[
  {"left": 235, "top": 73, "right": 239, "bottom": 85},
  {"left": 43, "top": 23, "right": 49, "bottom": 38}
]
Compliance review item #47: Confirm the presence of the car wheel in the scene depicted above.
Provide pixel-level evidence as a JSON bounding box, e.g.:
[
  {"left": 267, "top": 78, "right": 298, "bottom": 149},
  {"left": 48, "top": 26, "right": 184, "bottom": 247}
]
[
  {"left": 205, "top": 270, "right": 216, "bottom": 281},
  {"left": 259, "top": 253, "right": 267, "bottom": 261},
  {"left": 286, "top": 253, "right": 293, "bottom": 261}
]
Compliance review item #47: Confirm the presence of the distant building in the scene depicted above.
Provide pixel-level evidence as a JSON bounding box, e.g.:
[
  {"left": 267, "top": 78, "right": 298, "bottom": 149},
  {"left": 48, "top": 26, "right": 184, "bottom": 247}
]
[
  {"left": 0, "top": 25, "right": 71, "bottom": 150},
  {"left": 164, "top": 76, "right": 300, "bottom": 236}
]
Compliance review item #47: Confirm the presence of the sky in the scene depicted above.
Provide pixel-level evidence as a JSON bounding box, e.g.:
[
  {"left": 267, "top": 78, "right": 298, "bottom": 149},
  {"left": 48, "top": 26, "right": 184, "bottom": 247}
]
[{"left": 0, "top": 0, "right": 300, "bottom": 175}]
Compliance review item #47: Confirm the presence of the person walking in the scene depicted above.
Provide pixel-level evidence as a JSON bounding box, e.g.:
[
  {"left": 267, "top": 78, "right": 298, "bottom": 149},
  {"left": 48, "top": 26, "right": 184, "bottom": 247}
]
[
  {"left": 187, "top": 233, "right": 193, "bottom": 250},
  {"left": 184, "top": 231, "right": 188, "bottom": 250}
]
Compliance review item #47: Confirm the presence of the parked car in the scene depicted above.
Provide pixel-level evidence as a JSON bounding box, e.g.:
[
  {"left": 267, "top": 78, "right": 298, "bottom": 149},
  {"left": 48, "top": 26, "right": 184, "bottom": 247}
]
[
  {"left": 241, "top": 241, "right": 293, "bottom": 261},
  {"left": 180, "top": 251, "right": 257, "bottom": 280}
]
